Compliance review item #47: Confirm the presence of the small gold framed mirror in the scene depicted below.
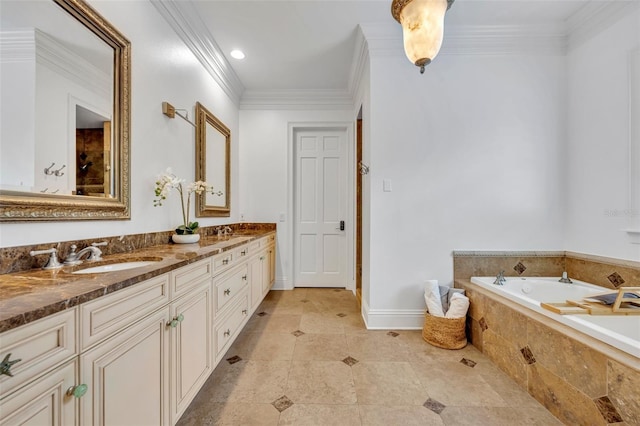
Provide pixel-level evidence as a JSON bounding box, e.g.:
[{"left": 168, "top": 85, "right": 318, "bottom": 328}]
[{"left": 195, "top": 102, "right": 230, "bottom": 217}]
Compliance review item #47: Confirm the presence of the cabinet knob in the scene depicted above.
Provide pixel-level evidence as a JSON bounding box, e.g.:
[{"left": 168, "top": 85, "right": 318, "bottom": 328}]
[
  {"left": 242, "top": 309, "right": 248, "bottom": 315},
  {"left": 222, "top": 259, "right": 229, "bottom": 265},
  {"left": 66, "top": 384, "right": 88, "bottom": 398},
  {"left": 0, "top": 353, "right": 22, "bottom": 377},
  {"left": 167, "top": 314, "right": 185, "bottom": 328},
  {"left": 260, "top": 256, "right": 265, "bottom": 261},
  {"left": 224, "top": 288, "right": 231, "bottom": 296},
  {"left": 224, "top": 329, "right": 231, "bottom": 337},
  {"left": 241, "top": 250, "right": 247, "bottom": 256},
  {"left": 242, "top": 275, "right": 247, "bottom": 281}
]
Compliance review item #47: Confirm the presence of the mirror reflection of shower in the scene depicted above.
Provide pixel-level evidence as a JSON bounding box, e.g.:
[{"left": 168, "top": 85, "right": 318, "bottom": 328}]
[{"left": 75, "top": 105, "right": 111, "bottom": 196}]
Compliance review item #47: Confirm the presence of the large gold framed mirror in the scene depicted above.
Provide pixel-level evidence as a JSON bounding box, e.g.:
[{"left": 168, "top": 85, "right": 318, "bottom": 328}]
[
  {"left": 0, "top": 0, "right": 130, "bottom": 221},
  {"left": 195, "top": 102, "right": 230, "bottom": 217}
]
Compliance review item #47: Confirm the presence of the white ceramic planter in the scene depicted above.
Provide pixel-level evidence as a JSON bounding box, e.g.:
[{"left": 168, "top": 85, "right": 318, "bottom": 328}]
[{"left": 172, "top": 233, "right": 200, "bottom": 244}]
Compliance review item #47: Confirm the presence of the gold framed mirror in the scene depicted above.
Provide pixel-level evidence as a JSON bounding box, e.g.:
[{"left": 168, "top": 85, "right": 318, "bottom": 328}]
[
  {"left": 0, "top": 0, "right": 130, "bottom": 221},
  {"left": 195, "top": 102, "right": 230, "bottom": 217}
]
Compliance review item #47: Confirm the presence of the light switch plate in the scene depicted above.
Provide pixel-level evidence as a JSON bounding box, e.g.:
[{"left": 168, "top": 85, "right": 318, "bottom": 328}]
[{"left": 383, "top": 179, "right": 392, "bottom": 192}]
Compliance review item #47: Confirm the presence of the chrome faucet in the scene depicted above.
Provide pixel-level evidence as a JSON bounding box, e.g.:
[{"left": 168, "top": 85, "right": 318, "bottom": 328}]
[
  {"left": 493, "top": 270, "right": 506, "bottom": 286},
  {"left": 223, "top": 226, "right": 233, "bottom": 236},
  {"left": 559, "top": 271, "right": 573, "bottom": 284},
  {"left": 64, "top": 244, "right": 104, "bottom": 265}
]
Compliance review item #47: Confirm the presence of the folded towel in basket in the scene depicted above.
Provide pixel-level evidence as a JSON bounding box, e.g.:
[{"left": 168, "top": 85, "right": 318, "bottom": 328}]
[
  {"left": 445, "top": 293, "right": 470, "bottom": 319},
  {"left": 424, "top": 280, "right": 444, "bottom": 317}
]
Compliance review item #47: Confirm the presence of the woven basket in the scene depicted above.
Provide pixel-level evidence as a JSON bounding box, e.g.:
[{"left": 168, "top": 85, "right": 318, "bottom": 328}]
[{"left": 422, "top": 312, "right": 467, "bottom": 350}]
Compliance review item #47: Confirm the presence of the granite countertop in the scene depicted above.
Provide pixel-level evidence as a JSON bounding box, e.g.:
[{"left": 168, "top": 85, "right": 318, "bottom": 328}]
[{"left": 0, "top": 230, "right": 275, "bottom": 333}]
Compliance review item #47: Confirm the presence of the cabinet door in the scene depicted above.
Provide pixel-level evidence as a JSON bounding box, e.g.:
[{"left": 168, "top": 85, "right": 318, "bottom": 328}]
[
  {"left": 262, "top": 247, "right": 276, "bottom": 296},
  {"left": 170, "top": 281, "right": 212, "bottom": 424},
  {"left": 0, "top": 359, "right": 77, "bottom": 426},
  {"left": 249, "top": 255, "right": 263, "bottom": 311},
  {"left": 80, "top": 308, "right": 170, "bottom": 426}
]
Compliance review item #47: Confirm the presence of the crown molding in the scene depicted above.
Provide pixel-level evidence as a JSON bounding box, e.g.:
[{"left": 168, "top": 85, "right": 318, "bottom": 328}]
[
  {"left": 347, "top": 25, "right": 369, "bottom": 108},
  {"left": 151, "top": 0, "right": 244, "bottom": 106},
  {"left": 240, "top": 89, "right": 353, "bottom": 111},
  {"left": 566, "top": 1, "right": 640, "bottom": 50}
]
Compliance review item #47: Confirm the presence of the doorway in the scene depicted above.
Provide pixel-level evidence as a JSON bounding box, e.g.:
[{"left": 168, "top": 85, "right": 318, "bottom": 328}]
[{"left": 293, "top": 126, "right": 350, "bottom": 288}]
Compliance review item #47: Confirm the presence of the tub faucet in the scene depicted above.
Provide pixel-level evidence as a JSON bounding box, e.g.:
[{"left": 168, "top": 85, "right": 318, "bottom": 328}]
[
  {"left": 493, "top": 270, "right": 506, "bottom": 286},
  {"left": 64, "top": 244, "right": 103, "bottom": 265},
  {"left": 559, "top": 271, "right": 573, "bottom": 284}
]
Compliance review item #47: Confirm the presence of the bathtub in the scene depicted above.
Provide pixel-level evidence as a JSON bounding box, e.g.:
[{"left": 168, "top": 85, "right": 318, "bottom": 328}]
[{"left": 470, "top": 276, "right": 640, "bottom": 358}]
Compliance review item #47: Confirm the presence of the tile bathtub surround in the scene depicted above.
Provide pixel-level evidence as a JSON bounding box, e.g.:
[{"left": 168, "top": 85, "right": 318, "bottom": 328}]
[
  {"left": 453, "top": 250, "right": 640, "bottom": 290},
  {"left": 458, "top": 279, "right": 640, "bottom": 426},
  {"left": 0, "top": 222, "right": 276, "bottom": 274},
  {"left": 177, "top": 288, "right": 562, "bottom": 426}
]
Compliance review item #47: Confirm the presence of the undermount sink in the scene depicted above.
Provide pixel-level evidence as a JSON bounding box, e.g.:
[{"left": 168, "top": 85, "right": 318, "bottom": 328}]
[
  {"left": 72, "top": 259, "right": 161, "bottom": 274},
  {"left": 208, "top": 236, "right": 253, "bottom": 247}
]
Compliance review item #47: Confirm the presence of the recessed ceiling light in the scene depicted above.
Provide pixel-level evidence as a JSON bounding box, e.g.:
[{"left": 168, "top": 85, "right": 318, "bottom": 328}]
[{"left": 230, "top": 49, "right": 245, "bottom": 60}]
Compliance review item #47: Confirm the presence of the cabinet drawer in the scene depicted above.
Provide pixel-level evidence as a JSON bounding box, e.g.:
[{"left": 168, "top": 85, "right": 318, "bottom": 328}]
[
  {"left": 0, "top": 308, "right": 77, "bottom": 398},
  {"left": 212, "top": 251, "right": 234, "bottom": 273},
  {"left": 0, "top": 358, "right": 77, "bottom": 425},
  {"left": 214, "top": 292, "right": 249, "bottom": 360},
  {"left": 171, "top": 258, "right": 212, "bottom": 298},
  {"left": 80, "top": 274, "right": 170, "bottom": 351},
  {"left": 214, "top": 264, "right": 248, "bottom": 315}
]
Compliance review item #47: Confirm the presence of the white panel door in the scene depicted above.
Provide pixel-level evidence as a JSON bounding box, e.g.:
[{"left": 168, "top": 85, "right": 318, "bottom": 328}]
[{"left": 295, "top": 128, "right": 347, "bottom": 287}]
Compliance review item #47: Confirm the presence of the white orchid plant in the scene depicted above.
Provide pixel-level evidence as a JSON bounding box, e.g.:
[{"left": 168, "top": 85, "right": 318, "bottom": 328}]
[{"left": 153, "top": 168, "right": 215, "bottom": 235}]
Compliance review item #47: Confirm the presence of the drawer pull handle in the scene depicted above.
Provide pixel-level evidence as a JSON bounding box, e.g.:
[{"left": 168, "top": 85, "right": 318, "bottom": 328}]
[
  {"left": 224, "top": 329, "right": 231, "bottom": 337},
  {"left": 222, "top": 259, "right": 229, "bottom": 265},
  {"left": 0, "top": 353, "right": 22, "bottom": 377},
  {"left": 242, "top": 309, "right": 248, "bottom": 315},
  {"left": 224, "top": 288, "right": 231, "bottom": 296},
  {"left": 242, "top": 275, "right": 247, "bottom": 281},
  {"left": 67, "top": 384, "right": 88, "bottom": 398},
  {"left": 241, "top": 250, "right": 247, "bottom": 256}
]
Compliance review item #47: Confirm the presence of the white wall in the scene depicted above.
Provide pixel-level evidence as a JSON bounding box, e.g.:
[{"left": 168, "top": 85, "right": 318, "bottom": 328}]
[
  {"left": 0, "top": 0, "right": 240, "bottom": 248},
  {"left": 238, "top": 108, "right": 354, "bottom": 289},
  {"left": 364, "top": 52, "right": 566, "bottom": 326},
  {"left": 565, "top": 11, "right": 640, "bottom": 261}
]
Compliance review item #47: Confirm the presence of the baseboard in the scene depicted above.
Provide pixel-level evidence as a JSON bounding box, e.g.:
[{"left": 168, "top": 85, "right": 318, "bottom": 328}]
[
  {"left": 361, "top": 299, "right": 424, "bottom": 329},
  {"left": 271, "top": 277, "right": 292, "bottom": 290}
]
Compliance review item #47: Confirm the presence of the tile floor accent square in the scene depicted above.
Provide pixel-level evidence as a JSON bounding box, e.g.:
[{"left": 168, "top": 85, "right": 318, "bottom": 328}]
[
  {"left": 342, "top": 356, "right": 359, "bottom": 366},
  {"left": 225, "top": 355, "right": 242, "bottom": 365},
  {"left": 423, "top": 398, "right": 446, "bottom": 414},
  {"left": 272, "top": 395, "right": 294, "bottom": 413},
  {"left": 336, "top": 313, "right": 347, "bottom": 317},
  {"left": 300, "top": 299, "right": 309, "bottom": 303},
  {"left": 460, "top": 358, "right": 477, "bottom": 368},
  {"left": 292, "top": 330, "right": 305, "bottom": 337},
  {"left": 257, "top": 312, "right": 268, "bottom": 317},
  {"left": 387, "top": 331, "right": 399, "bottom": 337}
]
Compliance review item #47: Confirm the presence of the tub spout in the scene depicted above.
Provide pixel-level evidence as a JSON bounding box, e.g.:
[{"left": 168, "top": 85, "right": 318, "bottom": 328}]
[{"left": 559, "top": 271, "right": 573, "bottom": 284}]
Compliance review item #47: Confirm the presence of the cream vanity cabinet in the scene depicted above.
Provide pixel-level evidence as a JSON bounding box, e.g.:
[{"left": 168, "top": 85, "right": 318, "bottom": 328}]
[
  {"left": 0, "top": 234, "right": 275, "bottom": 426},
  {"left": 0, "top": 309, "right": 79, "bottom": 426}
]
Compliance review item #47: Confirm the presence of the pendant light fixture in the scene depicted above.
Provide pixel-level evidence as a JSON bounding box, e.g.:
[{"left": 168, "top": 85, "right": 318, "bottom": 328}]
[{"left": 391, "top": 0, "right": 454, "bottom": 73}]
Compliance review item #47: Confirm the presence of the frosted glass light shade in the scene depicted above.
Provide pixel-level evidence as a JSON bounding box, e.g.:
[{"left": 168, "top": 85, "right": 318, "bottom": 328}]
[{"left": 392, "top": 0, "right": 451, "bottom": 73}]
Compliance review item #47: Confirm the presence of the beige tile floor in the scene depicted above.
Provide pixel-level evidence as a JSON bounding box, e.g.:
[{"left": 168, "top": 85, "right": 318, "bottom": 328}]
[{"left": 177, "top": 289, "right": 562, "bottom": 426}]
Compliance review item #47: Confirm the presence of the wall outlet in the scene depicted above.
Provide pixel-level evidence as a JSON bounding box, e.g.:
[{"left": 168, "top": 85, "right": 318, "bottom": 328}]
[
  {"left": 240, "top": 213, "right": 245, "bottom": 222},
  {"left": 279, "top": 213, "right": 286, "bottom": 222}
]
